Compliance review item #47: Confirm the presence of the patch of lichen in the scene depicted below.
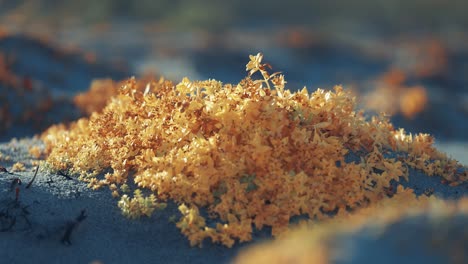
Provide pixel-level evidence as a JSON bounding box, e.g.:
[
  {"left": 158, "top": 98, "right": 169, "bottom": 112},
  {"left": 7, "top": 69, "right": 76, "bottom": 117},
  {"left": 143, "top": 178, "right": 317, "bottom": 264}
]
[
  {"left": 41, "top": 53, "right": 466, "bottom": 247},
  {"left": 234, "top": 188, "right": 468, "bottom": 264}
]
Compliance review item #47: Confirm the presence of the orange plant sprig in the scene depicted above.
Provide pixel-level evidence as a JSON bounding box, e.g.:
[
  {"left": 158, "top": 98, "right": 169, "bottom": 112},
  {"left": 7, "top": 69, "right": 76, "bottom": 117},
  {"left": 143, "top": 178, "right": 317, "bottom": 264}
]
[{"left": 246, "top": 52, "right": 284, "bottom": 90}]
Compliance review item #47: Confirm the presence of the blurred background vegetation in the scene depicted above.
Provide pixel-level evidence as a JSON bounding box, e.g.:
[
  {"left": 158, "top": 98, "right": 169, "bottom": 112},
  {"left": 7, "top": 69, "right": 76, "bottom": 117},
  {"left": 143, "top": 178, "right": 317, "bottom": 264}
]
[
  {"left": 1, "top": 0, "right": 467, "bottom": 32},
  {"left": 1, "top": 0, "right": 467, "bottom": 145}
]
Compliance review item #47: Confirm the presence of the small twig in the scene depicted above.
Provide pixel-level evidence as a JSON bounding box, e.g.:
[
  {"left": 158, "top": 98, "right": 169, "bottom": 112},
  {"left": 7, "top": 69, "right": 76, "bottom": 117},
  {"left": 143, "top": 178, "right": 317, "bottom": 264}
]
[
  {"left": 26, "top": 166, "right": 40, "bottom": 189},
  {"left": 61, "top": 209, "right": 87, "bottom": 246},
  {"left": 57, "top": 170, "right": 73, "bottom": 180},
  {"left": 1, "top": 166, "right": 22, "bottom": 177}
]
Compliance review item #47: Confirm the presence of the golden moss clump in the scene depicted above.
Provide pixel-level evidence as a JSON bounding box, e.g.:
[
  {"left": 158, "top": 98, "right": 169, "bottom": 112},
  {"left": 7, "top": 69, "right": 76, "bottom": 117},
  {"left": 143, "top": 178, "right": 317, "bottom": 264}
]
[
  {"left": 28, "top": 145, "right": 44, "bottom": 159},
  {"left": 118, "top": 189, "right": 167, "bottom": 219},
  {"left": 73, "top": 76, "right": 163, "bottom": 115},
  {"left": 11, "top": 162, "right": 26, "bottom": 172},
  {"left": 42, "top": 53, "right": 466, "bottom": 247},
  {"left": 73, "top": 79, "right": 118, "bottom": 115},
  {"left": 234, "top": 188, "right": 468, "bottom": 264}
]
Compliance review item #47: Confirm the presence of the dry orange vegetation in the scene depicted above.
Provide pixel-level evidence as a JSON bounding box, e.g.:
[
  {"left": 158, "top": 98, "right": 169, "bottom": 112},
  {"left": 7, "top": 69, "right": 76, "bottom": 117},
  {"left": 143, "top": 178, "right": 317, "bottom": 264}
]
[
  {"left": 73, "top": 76, "right": 161, "bottom": 115},
  {"left": 364, "top": 69, "right": 428, "bottom": 119},
  {"left": 42, "top": 53, "right": 466, "bottom": 247},
  {"left": 399, "top": 85, "right": 428, "bottom": 119},
  {"left": 73, "top": 79, "right": 120, "bottom": 115},
  {"left": 11, "top": 161, "right": 26, "bottom": 172}
]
